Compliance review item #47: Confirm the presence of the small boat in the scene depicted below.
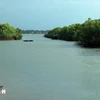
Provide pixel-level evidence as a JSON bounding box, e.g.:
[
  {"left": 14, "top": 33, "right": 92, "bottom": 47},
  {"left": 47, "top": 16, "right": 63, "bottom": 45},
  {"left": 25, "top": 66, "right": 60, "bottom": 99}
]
[{"left": 23, "top": 40, "right": 33, "bottom": 42}]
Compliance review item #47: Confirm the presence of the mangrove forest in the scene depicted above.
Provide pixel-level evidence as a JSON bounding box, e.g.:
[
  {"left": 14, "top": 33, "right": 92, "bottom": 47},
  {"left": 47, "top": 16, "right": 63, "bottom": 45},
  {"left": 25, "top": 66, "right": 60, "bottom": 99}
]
[
  {"left": 0, "top": 23, "right": 22, "bottom": 40},
  {"left": 44, "top": 18, "right": 100, "bottom": 48}
]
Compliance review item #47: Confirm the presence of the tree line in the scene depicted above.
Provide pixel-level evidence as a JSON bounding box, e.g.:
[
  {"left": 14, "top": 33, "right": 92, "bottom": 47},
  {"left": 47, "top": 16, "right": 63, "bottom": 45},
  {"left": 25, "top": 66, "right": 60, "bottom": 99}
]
[
  {"left": 44, "top": 18, "right": 100, "bottom": 48},
  {"left": 22, "top": 30, "right": 49, "bottom": 34},
  {"left": 0, "top": 23, "right": 22, "bottom": 40}
]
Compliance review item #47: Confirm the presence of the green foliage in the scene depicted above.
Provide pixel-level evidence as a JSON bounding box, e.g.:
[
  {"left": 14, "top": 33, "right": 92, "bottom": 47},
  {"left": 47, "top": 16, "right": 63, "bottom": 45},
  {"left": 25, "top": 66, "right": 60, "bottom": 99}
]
[
  {"left": 44, "top": 18, "right": 100, "bottom": 48},
  {"left": 44, "top": 27, "right": 61, "bottom": 39},
  {"left": 78, "top": 18, "right": 100, "bottom": 47},
  {"left": 0, "top": 23, "right": 22, "bottom": 40},
  {"left": 14, "top": 28, "right": 22, "bottom": 40},
  {"left": 44, "top": 23, "right": 81, "bottom": 41}
]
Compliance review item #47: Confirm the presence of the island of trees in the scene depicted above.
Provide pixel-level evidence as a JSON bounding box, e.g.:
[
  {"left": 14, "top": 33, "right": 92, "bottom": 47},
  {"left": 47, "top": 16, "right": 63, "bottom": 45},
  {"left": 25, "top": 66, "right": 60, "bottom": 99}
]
[
  {"left": 44, "top": 18, "right": 100, "bottom": 48},
  {"left": 0, "top": 23, "right": 22, "bottom": 40}
]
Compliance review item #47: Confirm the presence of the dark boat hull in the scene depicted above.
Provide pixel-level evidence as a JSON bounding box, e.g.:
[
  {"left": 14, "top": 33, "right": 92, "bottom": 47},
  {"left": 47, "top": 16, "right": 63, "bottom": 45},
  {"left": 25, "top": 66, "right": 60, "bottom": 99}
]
[{"left": 23, "top": 40, "right": 33, "bottom": 42}]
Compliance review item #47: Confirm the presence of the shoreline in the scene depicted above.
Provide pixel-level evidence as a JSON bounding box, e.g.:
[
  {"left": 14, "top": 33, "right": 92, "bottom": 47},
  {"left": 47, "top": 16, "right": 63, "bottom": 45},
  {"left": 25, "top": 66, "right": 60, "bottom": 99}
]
[{"left": 0, "top": 37, "right": 14, "bottom": 40}]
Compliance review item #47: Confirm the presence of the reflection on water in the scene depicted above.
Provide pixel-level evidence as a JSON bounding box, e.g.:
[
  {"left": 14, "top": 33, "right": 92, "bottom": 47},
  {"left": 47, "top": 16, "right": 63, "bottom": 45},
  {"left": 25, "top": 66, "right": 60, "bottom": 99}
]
[
  {"left": 79, "top": 49, "right": 100, "bottom": 56},
  {"left": 0, "top": 34, "right": 100, "bottom": 100}
]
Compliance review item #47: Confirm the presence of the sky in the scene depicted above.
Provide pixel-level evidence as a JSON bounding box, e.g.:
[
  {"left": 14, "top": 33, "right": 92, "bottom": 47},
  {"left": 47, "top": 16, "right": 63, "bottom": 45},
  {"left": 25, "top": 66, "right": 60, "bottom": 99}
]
[{"left": 0, "top": 0, "right": 100, "bottom": 30}]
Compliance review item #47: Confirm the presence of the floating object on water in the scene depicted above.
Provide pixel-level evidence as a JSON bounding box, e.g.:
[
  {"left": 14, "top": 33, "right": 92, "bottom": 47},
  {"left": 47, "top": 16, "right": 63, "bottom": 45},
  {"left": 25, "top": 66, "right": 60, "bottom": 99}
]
[
  {"left": 23, "top": 40, "right": 33, "bottom": 42},
  {"left": 0, "top": 85, "right": 3, "bottom": 89}
]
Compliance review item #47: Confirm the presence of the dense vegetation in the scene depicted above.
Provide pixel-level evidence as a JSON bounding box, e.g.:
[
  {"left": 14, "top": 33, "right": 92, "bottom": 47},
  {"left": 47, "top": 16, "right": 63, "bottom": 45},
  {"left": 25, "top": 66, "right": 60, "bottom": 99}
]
[
  {"left": 44, "top": 18, "right": 100, "bottom": 48},
  {"left": 0, "top": 23, "right": 22, "bottom": 40}
]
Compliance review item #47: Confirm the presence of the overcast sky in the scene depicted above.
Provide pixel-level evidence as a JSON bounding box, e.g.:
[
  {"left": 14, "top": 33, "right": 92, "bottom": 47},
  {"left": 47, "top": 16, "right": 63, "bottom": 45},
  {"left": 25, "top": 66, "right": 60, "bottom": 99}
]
[{"left": 0, "top": 0, "right": 100, "bottom": 30}]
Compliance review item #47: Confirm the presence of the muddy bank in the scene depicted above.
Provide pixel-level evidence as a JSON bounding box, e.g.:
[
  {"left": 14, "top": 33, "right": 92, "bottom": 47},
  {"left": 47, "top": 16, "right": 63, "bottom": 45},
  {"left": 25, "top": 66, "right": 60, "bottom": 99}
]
[{"left": 0, "top": 37, "right": 14, "bottom": 40}]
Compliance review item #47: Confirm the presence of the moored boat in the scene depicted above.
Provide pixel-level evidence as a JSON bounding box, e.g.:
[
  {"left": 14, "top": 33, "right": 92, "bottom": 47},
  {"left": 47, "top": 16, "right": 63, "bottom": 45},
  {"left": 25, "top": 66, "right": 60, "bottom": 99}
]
[{"left": 23, "top": 40, "right": 33, "bottom": 42}]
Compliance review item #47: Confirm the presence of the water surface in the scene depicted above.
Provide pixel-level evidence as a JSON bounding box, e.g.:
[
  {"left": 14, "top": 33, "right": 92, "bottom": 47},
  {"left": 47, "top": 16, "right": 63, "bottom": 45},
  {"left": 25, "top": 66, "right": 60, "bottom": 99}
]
[{"left": 0, "top": 34, "right": 100, "bottom": 100}]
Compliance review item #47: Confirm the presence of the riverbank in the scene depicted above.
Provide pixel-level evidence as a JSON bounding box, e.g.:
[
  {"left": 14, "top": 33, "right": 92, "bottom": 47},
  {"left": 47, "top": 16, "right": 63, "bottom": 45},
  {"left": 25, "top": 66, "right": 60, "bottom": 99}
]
[
  {"left": 0, "top": 37, "right": 14, "bottom": 40},
  {"left": 44, "top": 18, "right": 100, "bottom": 48}
]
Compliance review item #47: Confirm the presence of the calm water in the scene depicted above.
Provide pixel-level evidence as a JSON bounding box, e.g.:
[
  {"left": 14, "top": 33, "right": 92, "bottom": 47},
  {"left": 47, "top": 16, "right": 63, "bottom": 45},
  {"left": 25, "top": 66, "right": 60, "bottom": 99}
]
[{"left": 0, "top": 34, "right": 100, "bottom": 100}]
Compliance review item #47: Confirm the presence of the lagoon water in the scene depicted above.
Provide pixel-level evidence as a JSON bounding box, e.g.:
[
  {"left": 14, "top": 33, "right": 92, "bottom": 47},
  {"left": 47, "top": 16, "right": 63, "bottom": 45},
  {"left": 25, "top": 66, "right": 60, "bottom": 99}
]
[{"left": 0, "top": 34, "right": 100, "bottom": 100}]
